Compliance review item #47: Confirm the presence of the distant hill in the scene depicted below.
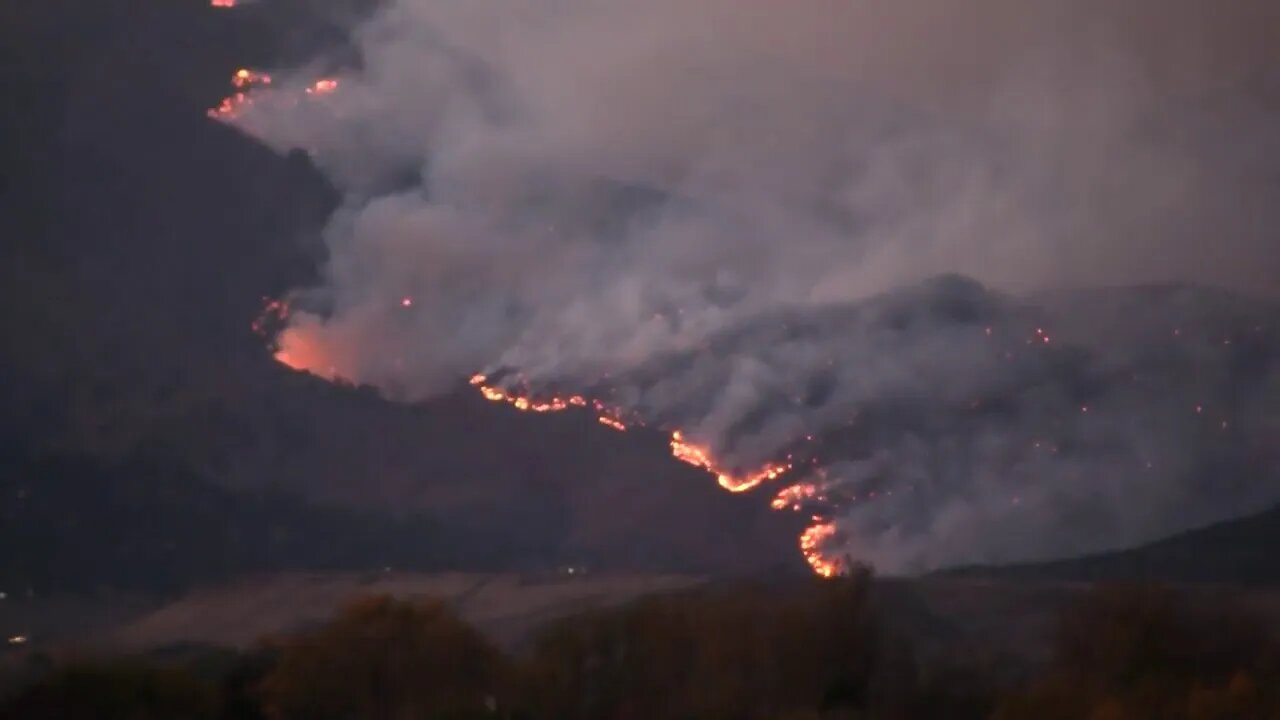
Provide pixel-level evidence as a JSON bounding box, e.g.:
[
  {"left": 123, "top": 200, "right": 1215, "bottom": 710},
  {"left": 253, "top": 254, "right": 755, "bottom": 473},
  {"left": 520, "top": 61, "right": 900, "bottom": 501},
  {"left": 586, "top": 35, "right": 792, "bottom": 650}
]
[
  {"left": 0, "top": 449, "right": 451, "bottom": 596},
  {"left": 943, "top": 504, "right": 1280, "bottom": 587}
]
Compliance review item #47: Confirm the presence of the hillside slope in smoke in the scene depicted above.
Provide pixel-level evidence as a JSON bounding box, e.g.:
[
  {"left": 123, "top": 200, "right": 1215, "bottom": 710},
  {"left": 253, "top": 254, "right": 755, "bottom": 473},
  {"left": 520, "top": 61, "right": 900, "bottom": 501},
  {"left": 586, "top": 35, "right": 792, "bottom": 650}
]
[
  {"left": 0, "top": 0, "right": 806, "bottom": 594},
  {"left": 3, "top": 0, "right": 1278, "bottom": 589},
  {"left": 564, "top": 278, "right": 1280, "bottom": 572},
  {"left": 220, "top": 0, "right": 1280, "bottom": 575}
]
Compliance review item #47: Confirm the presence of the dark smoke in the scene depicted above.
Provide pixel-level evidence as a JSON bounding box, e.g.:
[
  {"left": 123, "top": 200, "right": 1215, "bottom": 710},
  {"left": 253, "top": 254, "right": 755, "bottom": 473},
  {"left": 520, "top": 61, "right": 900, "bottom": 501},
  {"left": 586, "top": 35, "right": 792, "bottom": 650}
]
[{"left": 226, "top": 0, "right": 1280, "bottom": 571}]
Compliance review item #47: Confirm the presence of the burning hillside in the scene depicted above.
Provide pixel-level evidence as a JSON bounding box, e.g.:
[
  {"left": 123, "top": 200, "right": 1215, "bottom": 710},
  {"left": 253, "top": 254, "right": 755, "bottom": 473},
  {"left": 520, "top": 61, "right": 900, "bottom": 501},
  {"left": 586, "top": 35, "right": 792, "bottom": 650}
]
[
  {"left": 249, "top": 278, "right": 1280, "bottom": 574},
  {"left": 463, "top": 374, "right": 829, "bottom": 573},
  {"left": 216, "top": 0, "right": 1280, "bottom": 574}
]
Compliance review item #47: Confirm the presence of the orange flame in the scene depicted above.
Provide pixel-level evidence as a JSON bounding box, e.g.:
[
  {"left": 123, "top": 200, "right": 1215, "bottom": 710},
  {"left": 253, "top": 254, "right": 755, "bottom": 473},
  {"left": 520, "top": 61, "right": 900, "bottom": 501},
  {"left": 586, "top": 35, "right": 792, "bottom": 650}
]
[
  {"left": 470, "top": 378, "right": 591, "bottom": 415},
  {"left": 251, "top": 298, "right": 347, "bottom": 381},
  {"left": 598, "top": 416, "right": 628, "bottom": 432},
  {"left": 306, "top": 79, "right": 339, "bottom": 96},
  {"left": 669, "top": 431, "right": 790, "bottom": 493},
  {"left": 800, "top": 522, "right": 840, "bottom": 577},
  {"left": 446, "top": 375, "right": 842, "bottom": 573},
  {"left": 770, "top": 482, "right": 825, "bottom": 511},
  {"left": 232, "top": 69, "right": 272, "bottom": 89},
  {"left": 272, "top": 325, "right": 344, "bottom": 381},
  {"left": 211, "top": 0, "right": 236, "bottom": 7},
  {"left": 209, "top": 69, "right": 270, "bottom": 120},
  {"left": 264, "top": 345, "right": 842, "bottom": 575},
  {"left": 209, "top": 73, "right": 338, "bottom": 121}
]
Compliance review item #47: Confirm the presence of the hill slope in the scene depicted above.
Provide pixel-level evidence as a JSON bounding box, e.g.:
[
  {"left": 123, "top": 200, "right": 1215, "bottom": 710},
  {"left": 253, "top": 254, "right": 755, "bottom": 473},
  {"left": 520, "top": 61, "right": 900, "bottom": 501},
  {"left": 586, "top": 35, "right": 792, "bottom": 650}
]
[
  {"left": 0, "top": 0, "right": 806, "bottom": 593},
  {"left": 945, "top": 504, "right": 1280, "bottom": 586}
]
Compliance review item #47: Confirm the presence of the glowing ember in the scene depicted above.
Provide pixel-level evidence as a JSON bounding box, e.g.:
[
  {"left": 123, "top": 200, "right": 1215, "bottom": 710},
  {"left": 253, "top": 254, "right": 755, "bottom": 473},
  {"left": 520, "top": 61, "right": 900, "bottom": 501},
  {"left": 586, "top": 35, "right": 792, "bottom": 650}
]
[
  {"left": 273, "top": 326, "right": 341, "bottom": 380},
  {"left": 670, "top": 431, "right": 791, "bottom": 493},
  {"left": 800, "top": 522, "right": 840, "bottom": 577},
  {"left": 469, "top": 378, "right": 794, "bottom": 493},
  {"left": 209, "top": 73, "right": 338, "bottom": 122},
  {"left": 208, "top": 93, "right": 249, "bottom": 120},
  {"left": 307, "top": 79, "right": 339, "bottom": 95},
  {"left": 251, "top": 297, "right": 290, "bottom": 337},
  {"left": 208, "top": 69, "right": 270, "bottom": 120},
  {"left": 232, "top": 69, "right": 272, "bottom": 89},
  {"left": 270, "top": 369, "right": 835, "bottom": 574},
  {"left": 470, "top": 376, "right": 591, "bottom": 414},
  {"left": 598, "top": 416, "right": 628, "bottom": 432},
  {"left": 771, "top": 482, "right": 824, "bottom": 511}
]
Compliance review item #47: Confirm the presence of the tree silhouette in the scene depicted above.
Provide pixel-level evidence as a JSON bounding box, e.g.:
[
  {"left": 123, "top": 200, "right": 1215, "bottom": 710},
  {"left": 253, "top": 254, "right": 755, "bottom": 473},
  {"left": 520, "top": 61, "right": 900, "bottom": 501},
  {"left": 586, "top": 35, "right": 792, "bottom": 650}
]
[
  {"left": 521, "top": 569, "right": 884, "bottom": 719},
  {"left": 258, "top": 595, "right": 506, "bottom": 720},
  {"left": 994, "top": 584, "right": 1280, "bottom": 720},
  {"left": 0, "top": 660, "right": 219, "bottom": 720}
]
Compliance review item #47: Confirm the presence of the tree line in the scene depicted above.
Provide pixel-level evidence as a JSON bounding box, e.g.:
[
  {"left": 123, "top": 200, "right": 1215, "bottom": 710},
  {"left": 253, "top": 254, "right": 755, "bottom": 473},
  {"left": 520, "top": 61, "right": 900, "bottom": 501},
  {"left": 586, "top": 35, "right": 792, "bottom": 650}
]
[{"left": 3, "top": 570, "right": 1278, "bottom": 719}]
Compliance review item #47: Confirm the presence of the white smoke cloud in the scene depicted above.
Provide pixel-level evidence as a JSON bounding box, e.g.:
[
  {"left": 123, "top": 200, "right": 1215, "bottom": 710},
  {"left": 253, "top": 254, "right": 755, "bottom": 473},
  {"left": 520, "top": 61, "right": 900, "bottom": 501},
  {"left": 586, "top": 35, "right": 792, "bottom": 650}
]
[{"left": 228, "top": 0, "right": 1280, "bottom": 571}]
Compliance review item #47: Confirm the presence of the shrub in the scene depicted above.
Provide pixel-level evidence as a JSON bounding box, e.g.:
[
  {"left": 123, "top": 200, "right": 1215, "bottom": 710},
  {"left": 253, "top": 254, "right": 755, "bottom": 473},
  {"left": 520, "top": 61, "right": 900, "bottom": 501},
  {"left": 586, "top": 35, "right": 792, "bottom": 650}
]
[{"left": 257, "top": 595, "right": 507, "bottom": 720}]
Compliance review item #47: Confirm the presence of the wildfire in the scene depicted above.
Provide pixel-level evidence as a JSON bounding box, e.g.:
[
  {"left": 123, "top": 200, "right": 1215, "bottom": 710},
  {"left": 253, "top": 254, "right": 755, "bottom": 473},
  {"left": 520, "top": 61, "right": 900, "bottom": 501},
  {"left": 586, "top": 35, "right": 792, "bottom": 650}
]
[
  {"left": 470, "top": 377, "right": 591, "bottom": 414},
  {"left": 270, "top": 353, "right": 839, "bottom": 576},
  {"left": 771, "top": 482, "right": 825, "bottom": 511},
  {"left": 307, "top": 79, "right": 339, "bottom": 95},
  {"left": 669, "top": 431, "right": 791, "bottom": 493},
  {"left": 251, "top": 298, "right": 347, "bottom": 381},
  {"left": 232, "top": 69, "right": 272, "bottom": 89},
  {"left": 208, "top": 72, "right": 338, "bottom": 121},
  {"left": 208, "top": 69, "right": 271, "bottom": 120},
  {"left": 449, "top": 375, "right": 841, "bottom": 573},
  {"left": 208, "top": 93, "right": 249, "bottom": 120},
  {"left": 272, "top": 325, "right": 342, "bottom": 380},
  {"left": 800, "top": 522, "right": 840, "bottom": 577},
  {"left": 251, "top": 297, "right": 290, "bottom": 336},
  {"left": 598, "top": 416, "right": 628, "bottom": 432}
]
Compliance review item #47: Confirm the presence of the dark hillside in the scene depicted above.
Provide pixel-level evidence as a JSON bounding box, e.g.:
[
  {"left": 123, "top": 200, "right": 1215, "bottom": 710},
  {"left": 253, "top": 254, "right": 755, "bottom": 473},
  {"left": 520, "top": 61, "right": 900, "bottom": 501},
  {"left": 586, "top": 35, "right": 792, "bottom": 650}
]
[
  {"left": 0, "top": 0, "right": 805, "bottom": 595},
  {"left": 944, "top": 504, "right": 1280, "bottom": 587}
]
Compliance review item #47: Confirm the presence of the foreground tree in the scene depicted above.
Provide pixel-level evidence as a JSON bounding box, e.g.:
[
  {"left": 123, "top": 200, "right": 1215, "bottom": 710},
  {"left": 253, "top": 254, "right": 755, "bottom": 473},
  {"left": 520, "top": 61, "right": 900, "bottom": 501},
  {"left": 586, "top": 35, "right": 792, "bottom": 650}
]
[
  {"left": 993, "top": 584, "right": 1280, "bottom": 720},
  {"left": 521, "top": 567, "right": 902, "bottom": 719},
  {"left": 0, "top": 660, "right": 219, "bottom": 720},
  {"left": 258, "top": 595, "right": 506, "bottom": 720}
]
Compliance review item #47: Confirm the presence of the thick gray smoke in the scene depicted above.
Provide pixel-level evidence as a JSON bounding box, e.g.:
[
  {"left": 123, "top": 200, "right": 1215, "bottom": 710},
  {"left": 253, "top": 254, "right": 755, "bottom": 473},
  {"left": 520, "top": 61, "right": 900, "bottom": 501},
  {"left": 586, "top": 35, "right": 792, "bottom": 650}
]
[{"left": 229, "top": 0, "right": 1280, "bottom": 571}]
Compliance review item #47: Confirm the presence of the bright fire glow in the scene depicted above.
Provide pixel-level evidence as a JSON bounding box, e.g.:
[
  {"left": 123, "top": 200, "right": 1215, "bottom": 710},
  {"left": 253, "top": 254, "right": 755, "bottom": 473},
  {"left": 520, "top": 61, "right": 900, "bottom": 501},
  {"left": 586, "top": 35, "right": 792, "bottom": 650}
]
[
  {"left": 471, "top": 379, "right": 592, "bottom": 415},
  {"left": 211, "top": 0, "right": 236, "bottom": 7},
  {"left": 209, "top": 69, "right": 271, "bottom": 120},
  {"left": 801, "top": 522, "right": 840, "bottom": 577},
  {"left": 258, "top": 309, "right": 841, "bottom": 576},
  {"left": 232, "top": 69, "right": 272, "bottom": 88},
  {"left": 209, "top": 73, "right": 338, "bottom": 121},
  {"left": 771, "top": 482, "right": 825, "bottom": 511},
  {"left": 669, "top": 431, "right": 791, "bottom": 493},
  {"left": 598, "top": 416, "right": 627, "bottom": 432},
  {"left": 273, "top": 326, "right": 341, "bottom": 381},
  {"left": 307, "top": 79, "right": 339, "bottom": 95}
]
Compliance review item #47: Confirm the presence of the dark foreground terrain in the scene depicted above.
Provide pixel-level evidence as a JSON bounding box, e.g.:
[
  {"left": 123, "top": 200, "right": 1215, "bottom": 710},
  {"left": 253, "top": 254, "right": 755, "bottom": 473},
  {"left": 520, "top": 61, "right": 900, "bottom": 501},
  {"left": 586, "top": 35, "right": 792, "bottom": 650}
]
[{"left": 4, "top": 572, "right": 1280, "bottom": 719}]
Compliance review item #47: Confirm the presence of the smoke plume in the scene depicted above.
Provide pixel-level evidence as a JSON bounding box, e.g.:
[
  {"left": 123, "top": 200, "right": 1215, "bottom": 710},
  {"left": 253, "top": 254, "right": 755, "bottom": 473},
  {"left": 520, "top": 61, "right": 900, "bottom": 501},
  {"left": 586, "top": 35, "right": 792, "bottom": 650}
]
[{"left": 226, "top": 0, "right": 1280, "bottom": 572}]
